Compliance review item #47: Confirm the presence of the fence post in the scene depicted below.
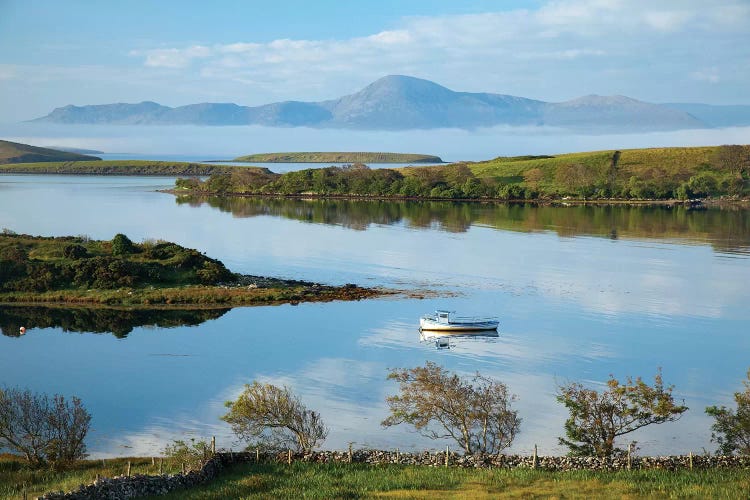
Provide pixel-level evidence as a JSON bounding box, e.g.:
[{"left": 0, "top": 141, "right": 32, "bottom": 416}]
[
  {"left": 396, "top": 448, "right": 400, "bottom": 462},
  {"left": 152, "top": 456, "right": 155, "bottom": 466},
  {"left": 256, "top": 447, "right": 259, "bottom": 462},
  {"left": 182, "top": 462, "right": 186, "bottom": 474},
  {"left": 349, "top": 443, "right": 353, "bottom": 463},
  {"left": 445, "top": 445, "right": 449, "bottom": 467},
  {"left": 159, "top": 458, "right": 163, "bottom": 475},
  {"left": 211, "top": 436, "right": 216, "bottom": 454},
  {"left": 689, "top": 451, "right": 693, "bottom": 470},
  {"left": 127, "top": 461, "right": 131, "bottom": 477},
  {"left": 627, "top": 443, "right": 632, "bottom": 471},
  {"left": 22, "top": 482, "right": 27, "bottom": 500},
  {"left": 532, "top": 444, "right": 538, "bottom": 469},
  {"left": 288, "top": 449, "right": 292, "bottom": 465}
]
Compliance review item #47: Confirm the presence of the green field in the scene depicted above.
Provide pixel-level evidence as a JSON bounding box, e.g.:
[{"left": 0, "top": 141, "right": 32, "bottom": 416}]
[
  {"left": 0, "top": 139, "right": 100, "bottom": 164},
  {"left": 4, "top": 458, "right": 746, "bottom": 500},
  {"left": 233, "top": 152, "right": 443, "bottom": 163}
]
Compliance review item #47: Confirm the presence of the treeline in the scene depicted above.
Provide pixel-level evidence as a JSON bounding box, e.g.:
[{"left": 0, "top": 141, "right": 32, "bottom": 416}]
[
  {"left": 0, "top": 233, "right": 234, "bottom": 293},
  {"left": 175, "top": 145, "right": 750, "bottom": 200}
]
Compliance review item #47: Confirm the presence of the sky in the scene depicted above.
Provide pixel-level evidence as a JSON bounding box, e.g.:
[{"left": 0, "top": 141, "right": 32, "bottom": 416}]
[{"left": 0, "top": 0, "right": 749, "bottom": 122}]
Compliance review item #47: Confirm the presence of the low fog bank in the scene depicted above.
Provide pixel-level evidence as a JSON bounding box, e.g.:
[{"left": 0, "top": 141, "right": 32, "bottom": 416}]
[{"left": 2, "top": 123, "right": 750, "bottom": 162}]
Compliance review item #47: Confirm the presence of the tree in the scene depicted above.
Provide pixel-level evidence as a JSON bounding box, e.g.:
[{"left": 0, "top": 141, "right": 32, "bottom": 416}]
[
  {"left": 523, "top": 168, "right": 544, "bottom": 190},
  {"left": 111, "top": 233, "right": 135, "bottom": 256},
  {"left": 382, "top": 362, "right": 520, "bottom": 455},
  {"left": 713, "top": 145, "right": 750, "bottom": 177},
  {"left": 0, "top": 387, "right": 91, "bottom": 467},
  {"left": 222, "top": 382, "right": 327, "bottom": 453},
  {"left": 556, "top": 369, "right": 687, "bottom": 458},
  {"left": 706, "top": 368, "right": 750, "bottom": 455}
]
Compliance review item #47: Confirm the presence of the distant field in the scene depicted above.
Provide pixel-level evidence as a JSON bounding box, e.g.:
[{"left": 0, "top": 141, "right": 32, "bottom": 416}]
[
  {"left": 0, "top": 160, "right": 249, "bottom": 176},
  {"left": 0, "top": 139, "right": 100, "bottom": 164},
  {"left": 233, "top": 152, "right": 443, "bottom": 163}
]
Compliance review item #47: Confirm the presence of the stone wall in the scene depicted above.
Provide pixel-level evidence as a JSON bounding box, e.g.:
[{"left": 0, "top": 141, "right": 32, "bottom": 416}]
[{"left": 37, "top": 450, "right": 750, "bottom": 499}]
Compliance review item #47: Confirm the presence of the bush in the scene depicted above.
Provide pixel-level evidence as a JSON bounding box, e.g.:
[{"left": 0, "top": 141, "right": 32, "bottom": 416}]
[
  {"left": 111, "top": 233, "right": 135, "bottom": 256},
  {"left": 63, "top": 244, "right": 88, "bottom": 259},
  {"left": 164, "top": 438, "right": 213, "bottom": 472}
]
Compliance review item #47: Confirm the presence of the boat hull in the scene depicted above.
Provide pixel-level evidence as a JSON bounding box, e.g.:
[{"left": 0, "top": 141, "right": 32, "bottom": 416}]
[{"left": 419, "top": 317, "right": 499, "bottom": 332}]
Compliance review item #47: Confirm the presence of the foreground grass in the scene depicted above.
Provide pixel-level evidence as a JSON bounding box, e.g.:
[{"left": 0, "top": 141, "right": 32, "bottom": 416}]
[
  {"left": 0, "top": 455, "right": 179, "bottom": 500},
  {"left": 139, "top": 462, "right": 750, "bottom": 500},
  {"left": 2, "top": 458, "right": 748, "bottom": 499}
]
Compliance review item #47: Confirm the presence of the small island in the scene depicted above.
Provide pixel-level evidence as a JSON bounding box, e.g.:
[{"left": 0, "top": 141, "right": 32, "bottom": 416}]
[
  {"left": 232, "top": 152, "right": 443, "bottom": 163},
  {"left": 0, "top": 233, "right": 385, "bottom": 307}
]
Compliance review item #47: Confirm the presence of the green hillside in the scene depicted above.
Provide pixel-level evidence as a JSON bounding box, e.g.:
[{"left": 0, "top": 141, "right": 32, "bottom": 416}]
[
  {"left": 0, "top": 139, "right": 101, "bottom": 164},
  {"left": 234, "top": 152, "right": 443, "bottom": 163},
  {"left": 180, "top": 145, "right": 750, "bottom": 201}
]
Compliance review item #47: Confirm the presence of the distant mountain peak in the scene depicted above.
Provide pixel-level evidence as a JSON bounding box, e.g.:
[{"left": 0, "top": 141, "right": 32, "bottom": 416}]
[{"left": 31, "top": 75, "right": 730, "bottom": 131}]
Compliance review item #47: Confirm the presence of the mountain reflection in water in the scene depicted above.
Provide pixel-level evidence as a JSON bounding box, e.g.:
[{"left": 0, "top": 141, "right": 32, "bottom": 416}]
[
  {"left": 176, "top": 196, "right": 750, "bottom": 255},
  {"left": 0, "top": 306, "right": 230, "bottom": 338}
]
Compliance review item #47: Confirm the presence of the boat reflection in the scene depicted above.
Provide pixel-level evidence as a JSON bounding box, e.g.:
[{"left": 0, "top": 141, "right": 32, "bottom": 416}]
[
  {"left": 0, "top": 305, "right": 231, "bottom": 339},
  {"left": 419, "top": 329, "right": 500, "bottom": 350}
]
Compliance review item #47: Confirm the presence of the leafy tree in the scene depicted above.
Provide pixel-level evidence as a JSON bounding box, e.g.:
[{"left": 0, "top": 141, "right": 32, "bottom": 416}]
[
  {"left": 111, "top": 233, "right": 135, "bottom": 256},
  {"left": 382, "top": 362, "right": 520, "bottom": 455},
  {"left": 222, "top": 382, "right": 328, "bottom": 453},
  {"left": 713, "top": 145, "right": 750, "bottom": 177},
  {"left": 555, "top": 163, "right": 597, "bottom": 198},
  {"left": 557, "top": 369, "right": 687, "bottom": 457},
  {"left": 706, "top": 368, "right": 750, "bottom": 455},
  {"left": 0, "top": 387, "right": 91, "bottom": 467},
  {"left": 523, "top": 168, "right": 544, "bottom": 190}
]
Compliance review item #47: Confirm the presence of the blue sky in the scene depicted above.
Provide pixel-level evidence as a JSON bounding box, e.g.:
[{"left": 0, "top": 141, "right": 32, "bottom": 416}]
[{"left": 0, "top": 0, "right": 748, "bottom": 121}]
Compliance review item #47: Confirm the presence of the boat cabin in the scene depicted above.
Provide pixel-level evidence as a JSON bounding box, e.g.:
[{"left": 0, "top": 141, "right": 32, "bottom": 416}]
[{"left": 435, "top": 310, "right": 454, "bottom": 324}]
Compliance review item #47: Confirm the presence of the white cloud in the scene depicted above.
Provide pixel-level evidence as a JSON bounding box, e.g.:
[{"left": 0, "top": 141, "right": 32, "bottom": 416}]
[
  {"left": 129, "top": 0, "right": 749, "bottom": 104},
  {"left": 691, "top": 68, "right": 721, "bottom": 84}
]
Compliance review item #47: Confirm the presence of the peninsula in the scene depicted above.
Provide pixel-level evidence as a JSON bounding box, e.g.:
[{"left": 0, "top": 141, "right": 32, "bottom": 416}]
[
  {"left": 0, "top": 233, "right": 384, "bottom": 307},
  {"left": 233, "top": 152, "right": 443, "bottom": 163}
]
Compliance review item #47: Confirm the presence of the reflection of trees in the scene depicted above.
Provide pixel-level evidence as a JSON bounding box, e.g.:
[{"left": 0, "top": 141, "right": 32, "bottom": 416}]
[
  {"left": 0, "top": 306, "right": 230, "bottom": 339},
  {"left": 176, "top": 196, "right": 750, "bottom": 254}
]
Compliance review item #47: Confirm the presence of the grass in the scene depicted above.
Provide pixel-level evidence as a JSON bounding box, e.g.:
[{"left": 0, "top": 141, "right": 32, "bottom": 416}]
[
  {"left": 2, "top": 456, "right": 748, "bottom": 499},
  {"left": 233, "top": 152, "right": 443, "bottom": 163},
  {"left": 0, "top": 455, "right": 178, "bottom": 500},
  {"left": 142, "top": 462, "right": 750, "bottom": 500}
]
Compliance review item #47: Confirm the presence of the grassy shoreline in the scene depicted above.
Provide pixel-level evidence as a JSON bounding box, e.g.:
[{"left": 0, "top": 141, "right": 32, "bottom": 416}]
[{"left": 232, "top": 152, "right": 443, "bottom": 163}]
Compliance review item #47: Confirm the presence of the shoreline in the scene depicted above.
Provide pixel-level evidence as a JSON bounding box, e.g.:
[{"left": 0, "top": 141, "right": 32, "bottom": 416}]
[{"left": 165, "top": 189, "right": 750, "bottom": 207}]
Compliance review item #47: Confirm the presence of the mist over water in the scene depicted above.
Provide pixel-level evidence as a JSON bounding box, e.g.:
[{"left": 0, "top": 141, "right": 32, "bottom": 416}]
[{"left": 2, "top": 123, "right": 750, "bottom": 161}]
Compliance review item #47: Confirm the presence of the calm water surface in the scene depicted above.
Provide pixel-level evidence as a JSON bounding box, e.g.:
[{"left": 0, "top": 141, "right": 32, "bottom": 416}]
[{"left": 1, "top": 174, "right": 749, "bottom": 458}]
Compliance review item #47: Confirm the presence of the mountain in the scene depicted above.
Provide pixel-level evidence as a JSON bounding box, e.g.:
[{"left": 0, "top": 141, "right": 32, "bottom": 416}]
[
  {"left": 33, "top": 75, "right": 744, "bottom": 131},
  {"left": 662, "top": 103, "right": 750, "bottom": 128},
  {"left": 0, "top": 139, "right": 101, "bottom": 164}
]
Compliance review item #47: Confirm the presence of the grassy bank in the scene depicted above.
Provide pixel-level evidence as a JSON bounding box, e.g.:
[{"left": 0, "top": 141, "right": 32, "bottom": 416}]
[
  {"left": 0, "top": 160, "right": 250, "bottom": 176},
  {"left": 0, "top": 233, "right": 383, "bottom": 308},
  {"left": 4, "top": 458, "right": 746, "bottom": 500},
  {"left": 177, "top": 145, "right": 750, "bottom": 201},
  {"left": 0, "top": 140, "right": 100, "bottom": 164},
  {"left": 233, "top": 152, "right": 443, "bottom": 163}
]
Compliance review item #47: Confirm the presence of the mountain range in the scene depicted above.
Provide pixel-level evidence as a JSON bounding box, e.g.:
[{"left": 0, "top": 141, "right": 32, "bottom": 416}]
[{"left": 33, "top": 75, "right": 749, "bottom": 131}]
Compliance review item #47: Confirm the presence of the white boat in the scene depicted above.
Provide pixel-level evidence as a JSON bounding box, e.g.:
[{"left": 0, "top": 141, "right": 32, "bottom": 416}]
[{"left": 419, "top": 310, "right": 499, "bottom": 332}]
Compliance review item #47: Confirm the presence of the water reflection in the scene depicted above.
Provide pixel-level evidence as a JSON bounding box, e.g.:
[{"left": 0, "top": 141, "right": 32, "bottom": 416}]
[
  {"left": 176, "top": 196, "right": 750, "bottom": 254},
  {"left": 419, "top": 329, "right": 500, "bottom": 350},
  {"left": 0, "top": 305, "right": 230, "bottom": 338}
]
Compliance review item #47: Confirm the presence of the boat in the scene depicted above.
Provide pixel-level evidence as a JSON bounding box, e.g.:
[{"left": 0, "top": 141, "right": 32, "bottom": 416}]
[{"left": 419, "top": 310, "right": 499, "bottom": 332}]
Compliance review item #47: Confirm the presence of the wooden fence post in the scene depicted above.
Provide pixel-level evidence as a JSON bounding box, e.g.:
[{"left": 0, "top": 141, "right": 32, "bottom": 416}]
[
  {"left": 159, "top": 458, "right": 163, "bottom": 475},
  {"left": 211, "top": 436, "right": 216, "bottom": 454},
  {"left": 182, "top": 462, "right": 186, "bottom": 474},
  {"left": 396, "top": 448, "right": 400, "bottom": 462},
  {"left": 445, "top": 445, "right": 449, "bottom": 467},
  {"left": 627, "top": 443, "right": 632, "bottom": 471},
  {"left": 288, "top": 449, "right": 292, "bottom": 465},
  {"left": 689, "top": 451, "right": 693, "bottom": 470},
  {"left": 126, "top": 461, "right": 131, "bottom": 477},
  {"left": 256, "top": 447, "right": 259, "bottom": 462},
  {"left": 349, "top": 443, "right": 353, "bottom": 463},
  {"left": 532, "top": 444, "right": 538, "bottom": 469}
]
